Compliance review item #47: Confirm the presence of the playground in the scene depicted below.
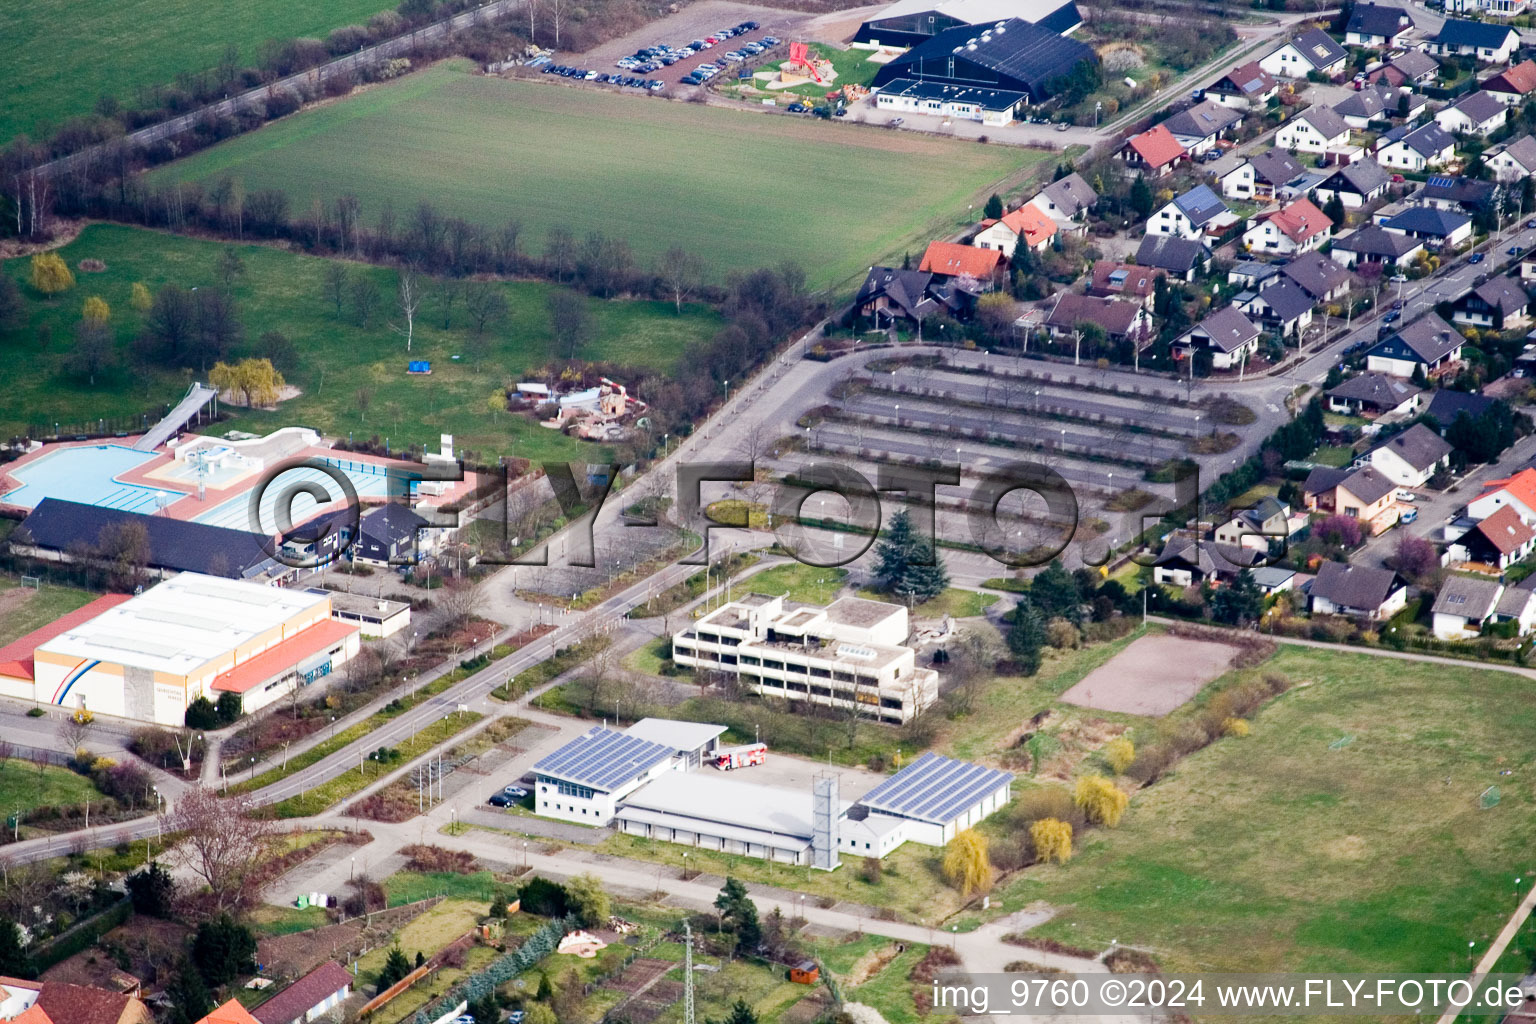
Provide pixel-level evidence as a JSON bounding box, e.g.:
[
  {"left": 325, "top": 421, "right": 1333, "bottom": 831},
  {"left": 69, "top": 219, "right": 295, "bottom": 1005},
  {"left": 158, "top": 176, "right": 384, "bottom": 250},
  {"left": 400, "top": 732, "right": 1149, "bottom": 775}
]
[{"left": 734, "top": 41, "right": 882, "bottom": 103}]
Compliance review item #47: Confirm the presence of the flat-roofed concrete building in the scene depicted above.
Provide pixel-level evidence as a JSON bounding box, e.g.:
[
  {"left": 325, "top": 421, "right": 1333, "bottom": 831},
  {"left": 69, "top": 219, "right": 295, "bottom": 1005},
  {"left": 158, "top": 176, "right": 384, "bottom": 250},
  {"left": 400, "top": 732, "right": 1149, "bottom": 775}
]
[
  {"left": 318, "top": 589, "right": 411, "bottom": 638},
  {"left": 671, "top": 594, "right": 939, "bottom": 724}
]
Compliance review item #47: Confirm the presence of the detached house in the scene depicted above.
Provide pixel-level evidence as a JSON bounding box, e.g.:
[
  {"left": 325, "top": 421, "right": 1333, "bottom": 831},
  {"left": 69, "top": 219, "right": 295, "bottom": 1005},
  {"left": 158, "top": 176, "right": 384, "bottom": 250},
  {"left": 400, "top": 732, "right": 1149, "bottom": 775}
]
[
  {"left": 1329, "top": 224, "right": 1425, "bottom": 269},
  {"left": 1452, "top": 275, "right": 1532, "bottom": 328},
  {"left": 1151, "top": 536, "right": 1266, "bottom": 587},
  {"left": 1308, "top": 560, "right": 1409, "bottom": 619},
  {"left": 1043, "top": 293, "right": 1153, "bottom": 348},
  {"left": 1418, "top": 174, "right": 1499, "bottom": 214},
  {"left": 1161, "top": 100, "right": 1243, "bottom": 156},
  {"left": 1431, "top": 572, "right": 1536, "bottom": 639},
  {"left": 972, "top": 204, "right": 1057, "bottom": 254},
  {"left": 1233, "top": 278, "right": 1315, "bottom": 337},
  {"left": 1365, "top": 313, "right": 1463, "bottom": 376},
  {"left": 1260, "top": 27, "right": 1349, "bottom": 79},
  {"left": 1469, "top": 466, "right": 1536, "bottom": 524},
  {"left": 1276, "top": 104, "right": 1352, "bottom": 154},
  {"left": 1346, "top": 3, "right": 1415, "bottom": 47},
  {"left": 1282, "top": 250, "right": 1355, "bottom": 302},
  {"left": 1242, "top": 197, "right": 1332, "bottom": 255},
  {"left": 1303, "top": 464, "right": 1402, "bottom": 534},
  {"left": 1326, "top": 372, "right": 1421, "bottom": 416},
  {"left": 1431, "top": 19, "right": 1520, "bottom": 63},
  {"left": 1485, "top": 135, "right": 1536, "bottom": 182},
  {"left": 1483, "top": 60, "right": 1536, "bottom": 106},
  {"left": 1366, "top": 422, "right": 1453, "bottom": 486},
  {"left": 1376, "top": 122, "right": 1457, "bottom": 172},
  {"left": 918, "top": 241, "right": 1006, "bottom": 289},
  {"left": 1026, "top": 173, "right": 1098, "bottom": 236},
  {"left": 1248, "top": 148, "right": 1308, "bottom": 201},
  {"left": 1334, "top": 84, "right": 1424, "bottom": 129},
  {"left": 1379, "top": 206, "right": 1473, "bottom": 249},
  {"left": 853, "top": 267, "right": 970, "bottom": 326},
  {"left": 1136, "top": 234, "right": 1211, "bottom": 280},
  {"left": 1123, "top": 124, "right": 1188, "bottom": 177},
  {"left": 1148, "top": 184, "right": 1233, "bottom": 241},
  {"left": 1313, "top": 158, "right": 1391, "bottom": 210},
  {"left": 1369, "top": 48, "right": 1440, "bottom": 88},
  {"left": 1209, "top": 62, "right": 1280, "bottom": 109},
  {"left": 1173, "top": 305, "right": 1262, "bottom": 369},
  {"left": 1434, "top": 90, "right": 1509, "bottom": 137},
  {"left": 1087, "top": 261, "right": 1166, "bottom": 307},
  {"left": 1444, "top": 505, "right": 1536, "bottom": 571},
  {"left": 1214, "top": 497, "right": 1291, "bottom": 551}
]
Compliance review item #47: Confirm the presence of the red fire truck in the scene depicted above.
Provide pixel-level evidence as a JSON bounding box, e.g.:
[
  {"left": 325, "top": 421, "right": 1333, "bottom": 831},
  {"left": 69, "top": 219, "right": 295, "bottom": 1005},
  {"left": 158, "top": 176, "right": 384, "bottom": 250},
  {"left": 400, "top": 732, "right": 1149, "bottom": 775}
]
[{"left": 713, "top": 743, "right": 766, "bottom": 770}]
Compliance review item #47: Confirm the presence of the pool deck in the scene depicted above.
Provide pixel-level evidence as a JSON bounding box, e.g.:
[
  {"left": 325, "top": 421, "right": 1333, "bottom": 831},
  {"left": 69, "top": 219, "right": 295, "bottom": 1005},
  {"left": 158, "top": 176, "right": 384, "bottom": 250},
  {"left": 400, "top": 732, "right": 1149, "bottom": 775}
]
[{"left": 0, "top": 433, "right": 482, "bottom": 524}]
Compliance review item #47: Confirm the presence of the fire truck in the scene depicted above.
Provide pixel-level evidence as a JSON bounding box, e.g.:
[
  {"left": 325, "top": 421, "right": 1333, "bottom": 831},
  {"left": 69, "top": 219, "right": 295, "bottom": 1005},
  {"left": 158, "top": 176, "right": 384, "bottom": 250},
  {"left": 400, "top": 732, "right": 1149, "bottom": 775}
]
[{"left": 713, "top": 743, "right": 766, "bottom": 770}]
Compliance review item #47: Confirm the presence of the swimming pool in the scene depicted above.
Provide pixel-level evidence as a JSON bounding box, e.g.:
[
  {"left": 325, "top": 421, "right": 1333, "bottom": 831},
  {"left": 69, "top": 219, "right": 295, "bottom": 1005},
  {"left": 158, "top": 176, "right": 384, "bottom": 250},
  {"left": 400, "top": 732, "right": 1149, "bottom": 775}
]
[
  {"left": 1, "top": 445, "right": 178, "bottom": 512},
  {"left": 191, "top": 457, "right": 401, "bottom": 532}
]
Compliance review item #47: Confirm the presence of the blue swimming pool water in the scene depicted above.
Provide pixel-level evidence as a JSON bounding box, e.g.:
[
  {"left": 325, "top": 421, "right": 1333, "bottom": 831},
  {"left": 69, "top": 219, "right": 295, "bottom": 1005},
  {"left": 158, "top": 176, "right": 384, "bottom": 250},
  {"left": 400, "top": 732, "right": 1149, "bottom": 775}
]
[
  {"left": 2, "top": 445, "right": 173, "bottom": 512},
  {"left": 191, "top": 457, "right": 399, "bottom": 532}
]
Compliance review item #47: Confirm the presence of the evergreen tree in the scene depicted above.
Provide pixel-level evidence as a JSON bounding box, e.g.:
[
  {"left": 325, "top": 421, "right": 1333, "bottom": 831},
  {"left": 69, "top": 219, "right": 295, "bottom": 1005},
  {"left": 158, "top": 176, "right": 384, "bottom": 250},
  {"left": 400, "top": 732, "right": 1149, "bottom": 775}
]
[
  {"left": 714, "top": 877, "right": 761, "bottom": 951},
  {"left": 164, "top": 959, "right": 212, "bottom": 1024},
  {"left": 192, "top": 914, "right": 256, "bottom": 986},
  {"left": 126, "top": 862, "right": 177, "bottom": 918},
  {"left": 873, "top": 510, "right": 917, "bottom": 592},
  {"left": 0, "top": 919, "right": 33, "bottom": 979},
  {"left": 707, "top": 999, "right": 761, "bottom": 1024},
  {"left": 983, "top": 193, "right": 1004, "bottom": 219},
  {"left": 1211, "top": 569, "right": 1263, "bottom": 625},
  {"left": 1029, "top": 560, "right": 1082, "bottom": 623},
  {"left": 468, "top": 994, "right": 499, "bottom": 1024},
  {"left": 1007, "top": 597, "right": 1047, "bottom": 677},
  {"left": 1323, "top": 192, "right": 1346, "bottom": 227},
  {"left": 535, "top": 972, "right": 554, "bottom": 1001},
  {"left": 1129, "top": 174, "right": 1154, "bottom": 219},
  {"left": 900, "top": 540, "right": 950, "bottom": 604},
  {"left": 376, "top": 946, "right": 413, "bottom": 990}
]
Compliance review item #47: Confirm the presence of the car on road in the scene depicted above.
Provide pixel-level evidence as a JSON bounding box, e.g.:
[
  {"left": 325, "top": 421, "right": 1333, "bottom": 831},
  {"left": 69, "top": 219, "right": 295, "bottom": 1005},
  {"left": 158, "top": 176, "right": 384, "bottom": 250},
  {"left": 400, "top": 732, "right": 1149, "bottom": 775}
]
[
  {"left": 1527, "top": 220, "right": 1536, "bottom": 229},
  {"left": 1382, "top": 310, "right": 1400, "bottom": 324},
  {"left": 1401, "top": 508, "right": 1419, "bottom": 524},
  {"left": 1056, "top": 122, "right": 1070, "bottom": 132},
  {"left": 890, "top": 117, "right": 904, "bottom": 125},
  {"left": 1469, "top": 252, "right": 1485, "bottom": 264},
  {"left": 1511, "top": 245, "right": 1524, "bottom": 256}
]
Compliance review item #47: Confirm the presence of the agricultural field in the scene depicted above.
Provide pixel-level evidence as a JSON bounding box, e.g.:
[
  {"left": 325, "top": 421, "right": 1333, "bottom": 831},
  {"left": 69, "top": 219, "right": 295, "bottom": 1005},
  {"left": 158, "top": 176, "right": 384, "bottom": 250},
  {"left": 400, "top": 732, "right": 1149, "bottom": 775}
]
[
  {"left": 0, "top": 0, "right": 396, "bottom": 143},
  {"left": 0, "top": 224, "right": 720, "bottom": 458},
  {"left": 998, "top": 645, "right": 1536, "bottom": 974},
  {"left": 150, "top": 63, "right": 1036, "bottom": 289}
]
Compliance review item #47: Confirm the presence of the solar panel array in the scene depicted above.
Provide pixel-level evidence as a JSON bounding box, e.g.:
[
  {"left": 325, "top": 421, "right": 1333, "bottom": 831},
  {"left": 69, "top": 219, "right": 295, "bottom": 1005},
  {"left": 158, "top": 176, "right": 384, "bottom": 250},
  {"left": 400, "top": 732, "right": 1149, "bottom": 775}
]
[
  {"left": 533, "top": 728, "right": 674, "bottom": 791},
  {"left": 857, "top": 752, "right": 1014, "bottom": 824}
]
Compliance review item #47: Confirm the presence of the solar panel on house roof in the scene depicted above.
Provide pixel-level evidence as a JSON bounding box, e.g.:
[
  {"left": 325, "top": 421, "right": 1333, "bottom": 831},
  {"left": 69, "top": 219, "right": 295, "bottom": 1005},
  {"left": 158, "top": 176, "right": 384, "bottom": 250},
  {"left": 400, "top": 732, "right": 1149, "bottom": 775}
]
[
  {"left": 533, "top": 727, "right": 674, "bottom": 791},
  {"left": 857, "top": 751, "right": 1014, "bottom": 824}
]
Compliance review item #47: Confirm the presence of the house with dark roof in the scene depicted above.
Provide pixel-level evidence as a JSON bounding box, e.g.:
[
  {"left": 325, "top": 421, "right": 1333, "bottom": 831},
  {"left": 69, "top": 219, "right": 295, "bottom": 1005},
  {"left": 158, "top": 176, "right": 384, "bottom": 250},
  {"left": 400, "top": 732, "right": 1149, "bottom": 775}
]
[
  {"left": 1366, "top": 313, "right": 1464, "bottom": 377},
  {"left": 1228, "top": 259, "right": 1283, "bottom": 290},
  {"left": 1417, "top": 174, "right": 1498, "bottom": 213},
  {"left": 1486, "top": 134, "right": 1536, "bottom": 182},
  {"left": 1161, "top": 100, "right": 1243, "bottom": 155},
  {"left": 853, "top": 0, "right": 1083, "bottom": 47},
  {"left": 1369, "top": 48, "right": 1440, "bottom": 88},
  {"left": 1308, "top": 560, "right": 1409, "bottom": 619},
  {"left": 1276, "top": 104, "right": 1352, "bottom": 154},
  {"left": 1483, "top": 60, "right": 1536, "bottom": 105},
  {"left": 1326, "top": 372, "right": 1421, "bottom": 417},
  {"left": 1136, "top": 234, "right": 1211, "bottom": 279},
  {"left": 1122, "top": 123, "right": 1188, "bottom": 177},
  {"left": 1431, "top": 19, "right": 1520, "bottom": 62},
  {"left": 1242, "top": 197, "right": 1332, "bottom": 255},
  {"left": 1329, "top": 223, "right": 1425, "bottom": 269},
  {"left": 1434, "top": 90, "right": 1509, "bottom": 137},
  {"left": 1376, "top": 121, "right": 1457, "bottom": 172},
  {"left": 1237, "top": 148, "right": 1308, "bottom": 202},
  {"left": 1149, "top": 184, "right": 1232, "bottom": 242},
  {"left": 1087, "top": 260, "right": 1166, "bottom": 307},
  {"left": 1173, "top": 305, "right": 1262, "bottom": 369},
  {"left": 1209, "top": 61, "right": 1280, "bottom": 109},
  {"left": 1334, "top": 84, "right": 1424, "bottom": 129},
  {"left": 1043, "top": 293, "right": 1152, "bottom": 347},
  {"left": 251, "top": 962, "right": 351, "bottom": 1024},
  {"left": 11, "top": 499, "right": 275, "bottom": 579},
  {"left": 1151, "top": 535, "right": 1266, "bottom": 587},
  {"left": 869, "top": 18, "right": 1097, "bottom": 105},
  {"left": 1281, "top": 250, "right": 1355, "bottom": 301},
  {"left": 1260, "top": 27, "right": 1348, "bottom": 79},
  {"left": 1366, "top": 422, "right": 1453, "bottom": 486},
  {"left": 1430, "top": 574, "right": 1508, "bottom": 638},
  {"left": 852, "top": 267, "right": 970, "bottom": 326},
  {"left": 1026, "top": 172, "right": 1098, "bottom": 234},
  {"left": 1214, "top": 496, "right": 1292, "bottom": 551},
  {"left": 1380, "top": 205, "right": 1473, "bottom": 249},
  {"left": 1312, "top": 158, "right": 1390, "bottom": 211},
  {"left": 1426, "top": 390, "right": 1500, "bottom": 437},
  {"left": 1453, "top": 275, "right": 1533, "bottom": 329},
  {"left": 1346, "top": 2, "right": 1415, "bottom": 47},
  {"left": 1302, "top": 463, "right": 1401, "bottom": 533},
  {"left": 1232, "top": 278, "right": 1315, "bottom": 337},
  {"left": 352, "top": 503, "right": 432, "bottom": 566}
]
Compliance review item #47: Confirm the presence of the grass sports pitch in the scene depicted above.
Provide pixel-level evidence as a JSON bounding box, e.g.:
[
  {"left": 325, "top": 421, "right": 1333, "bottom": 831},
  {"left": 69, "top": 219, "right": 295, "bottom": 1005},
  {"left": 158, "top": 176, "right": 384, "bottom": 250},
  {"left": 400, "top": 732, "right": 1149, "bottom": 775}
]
[{"left": 153, "top": 63, "right": 1035, "bottom": 289}]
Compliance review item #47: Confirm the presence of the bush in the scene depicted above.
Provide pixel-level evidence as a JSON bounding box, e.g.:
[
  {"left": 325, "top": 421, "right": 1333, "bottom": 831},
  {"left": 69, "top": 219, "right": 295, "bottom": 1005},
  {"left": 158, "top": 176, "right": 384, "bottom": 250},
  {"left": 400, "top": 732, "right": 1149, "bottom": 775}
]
[
  {"left": 185, "top": 697, "right": 219, "bottom": 730},
  {"left": 1045, "top": 618, "right": 1080, "bottom": 650},
  {"left": 402, "top": 844, "right": 479, "bottom": 874},
  {"left": 1074, "top": 775, "right": 1128, "bottom": 827},
  {"left": 1102, "top": 737, "right": 1134, "bottom": 774},
  {"left": 1223, "top": 717, "right": 1251, "bottom": 737},
  {"left": 1030, "top": 818, "right": 1073, "bottom": 864}
]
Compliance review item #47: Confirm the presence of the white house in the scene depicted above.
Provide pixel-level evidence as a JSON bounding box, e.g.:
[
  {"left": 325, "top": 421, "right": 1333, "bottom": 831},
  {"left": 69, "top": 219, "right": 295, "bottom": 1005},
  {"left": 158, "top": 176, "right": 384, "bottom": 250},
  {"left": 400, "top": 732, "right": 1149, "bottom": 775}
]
[
  {"left": 1431, "top": 19, "right": 1521, "bottom": 62},
  {"left": 1345, "top": 2, "right": 1416, "bottom": 47},
  {"left": 1434, "top": 90, "right": 1509, "bottom": 137},
  {"left": 1260, "top": 27, "right": 1349, "bottom": 79},
  {"left": 972, "top": 204, "right": 1057, "bottom": 253},
  {"left": 1308, "top": 560, "right": 1409, "bottom": 620},
  {"left": 1313, "top": 159, "right": 1391, "bottom": 210},
  {"left": 1025, "top": 172, "right": 1098, "bottom": 236},
  {"left": 1173, "top": 305, "right": 1262, "bottom": 369},
  {"left": 1242, "top": 197, "right": 1333, "bottom": 255},
  {"left": 1148, "top": 184, "right": 1231, "bottom": 241},
  {"left": 1218, "top": 160, "right": 1257, "bottom": 200},
  {"left": 1486, "top": 135, "right": 1536, "bottom": 182},
  {"left": 1431, "top": 575, "right": 1509, "bottom": 639},
  {"left": 1365, "top": 422, "right": 1453, "bottom": 486},
  {"left": 1276, "top": 105, "right": 1352, "bottom": 154},
  {"left": 1375, "top": 122, "right": 1457, "bottom": 172},
  {"left": 1160, "top": 100, "right": 1243, "bottom": 156},
  {"left": 1469, "top": 467, "right": 1536, "bottom": 524},
  {"left": 1364, "top": 313, "right": 1463, "bottom": 376}
]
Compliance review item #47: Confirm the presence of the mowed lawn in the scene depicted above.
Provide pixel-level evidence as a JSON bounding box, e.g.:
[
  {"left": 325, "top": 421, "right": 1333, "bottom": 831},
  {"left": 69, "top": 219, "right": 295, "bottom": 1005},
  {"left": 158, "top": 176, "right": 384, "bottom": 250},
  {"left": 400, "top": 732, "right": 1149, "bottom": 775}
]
[
  {"left": 0, "top": 0, "right": 395, "bottom": 142},
  {"left": 1006, "top": 646, "right": 1536, "bottom": 973},
  {"left": 0, "top": 224, "right": 720, "bottom": 459},
  {"left": 151, "top": 64, "right": 1034, "bottom": 288}
]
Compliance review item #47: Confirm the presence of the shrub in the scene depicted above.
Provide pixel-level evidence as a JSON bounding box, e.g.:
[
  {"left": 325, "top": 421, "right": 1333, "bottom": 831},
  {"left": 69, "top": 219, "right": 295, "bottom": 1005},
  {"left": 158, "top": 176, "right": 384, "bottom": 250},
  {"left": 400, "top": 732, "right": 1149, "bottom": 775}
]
[
  {"left": 1029, "top": 818, "right": 1073, "bottom": 864},
  {"left": 1102, "top": 737, "right": 1134, "bottom": 775},
  {"left": 1223, "top": 717, "right": 1250, "bottom": 737},
  {"left": 402, "top": 844, "right": 478, "bottom": 874},
  {"left": 1045, "top": 617, "right": 1080, "bottom": 650},
  {"left": 1074, "top": 775, "right": 1128, "bottom": 827}
]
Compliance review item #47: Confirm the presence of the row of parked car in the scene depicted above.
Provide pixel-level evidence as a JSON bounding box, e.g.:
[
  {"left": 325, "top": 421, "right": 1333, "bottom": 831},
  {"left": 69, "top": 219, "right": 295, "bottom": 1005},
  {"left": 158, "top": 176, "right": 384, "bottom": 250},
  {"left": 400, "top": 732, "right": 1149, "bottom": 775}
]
[
  {"left": 542, "top": 63, "right": 665, "bottom": 90},
  {"left": 616, "top": 20, "right": 764, "bottom": 74},
  {"left": 680, "top": 36, "right": 780, "bottom": 85}
]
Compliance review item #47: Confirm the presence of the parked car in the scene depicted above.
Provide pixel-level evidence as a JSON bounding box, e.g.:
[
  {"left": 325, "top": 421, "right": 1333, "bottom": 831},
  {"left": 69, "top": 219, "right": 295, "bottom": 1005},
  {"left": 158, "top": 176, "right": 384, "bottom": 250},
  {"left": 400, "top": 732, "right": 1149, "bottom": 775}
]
[
  {"left": 786, "top": 102, "right": 809, "bottom": 112},
  {"left": 1469, "top": 252, "right": 1485, "bottom": 263},
  {"left": 488, "top": 793, "right": 515, "bottom": 807},
  {"left": 1396, "top": 490, "right": 1417, "bottom": 502},
  {"left": 1382, "top": 310, "right": 1400, "bottom": 324},
  {"left": 507, "top": 1013, "right": 525, "bottom": 1024},
  {"left": 890, "top": 117, "right": 904, "bottom": 125},
  {"left": 1510, "top": 245, "right": 1523, "bottom": 256},
  {"left": 504, "top": 784, "right": 529, "bottom": 799},
  {"left": 1401, "top": 507, "right": 1419, "bottom": 524}
]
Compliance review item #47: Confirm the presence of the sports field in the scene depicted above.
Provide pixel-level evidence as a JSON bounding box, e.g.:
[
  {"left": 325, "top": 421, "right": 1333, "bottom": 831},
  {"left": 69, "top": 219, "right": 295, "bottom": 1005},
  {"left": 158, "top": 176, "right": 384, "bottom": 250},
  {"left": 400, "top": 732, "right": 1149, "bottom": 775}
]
[
  {"left": 0, "top": 224, "right": 721, "bottom": 461},
  {"left": 152, "top": 63, "right": 1035, "bottom": 289},
  {"left": 0, "top": 0, "right": 395, "bottom": 142}
]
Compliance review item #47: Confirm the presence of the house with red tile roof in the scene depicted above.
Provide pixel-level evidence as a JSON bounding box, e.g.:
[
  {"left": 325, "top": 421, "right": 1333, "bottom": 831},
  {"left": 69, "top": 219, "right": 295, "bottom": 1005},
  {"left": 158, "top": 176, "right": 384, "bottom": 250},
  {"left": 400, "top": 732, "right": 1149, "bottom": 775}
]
[
  {"left": 0, "top": 982, "right": 154, "bottom": 1024},
  {"left": 1121, "top": 124, "right": 1188, "bottom": 177},
  {"left": 1469, "top": 466, "right": 1536, "bottom": 524},
  {"left": 195, "top": 1000, "right": 263, "bottom": 1024},
  {"left": 1241, "top": 197, "right": 1333, "bottom": 255},
  {"left": 917, "top": 241, "right": 1007, "bottom": 289},
  {"left": 971, "top": 204, "right": 1057, "bottom": 255},
  {"left": 252, "top": 962, "right": 352, "bottom": 1024},
  {"left": 1483, "top": 59, "right": 1536, "bottom": 105},
  {"left": 1087, "top": 261, "right": 1167, "bottom": 307}
]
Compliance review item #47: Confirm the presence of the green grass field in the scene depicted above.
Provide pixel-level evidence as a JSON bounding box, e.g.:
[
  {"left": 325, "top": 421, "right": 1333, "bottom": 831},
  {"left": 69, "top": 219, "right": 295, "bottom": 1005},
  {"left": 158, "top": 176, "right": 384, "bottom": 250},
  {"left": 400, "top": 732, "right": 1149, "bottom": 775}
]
[
  {"left": 0, "top": 224, "right": 720, "bottom": 457},
  {"left": 1002, "top": 645, "right": 1536, "bottom": 974},
  {"left": 0, "top": 0, "right": 395, "bottom": 143},
  {"left": 151, "top": 63, "right": 1035, "bottom": 289},
  {"left": 0, "top": 579, "right": 97, "bottom": 648},
  {"left": 0, "top": 758, "right": 104, "bottom": 815}
]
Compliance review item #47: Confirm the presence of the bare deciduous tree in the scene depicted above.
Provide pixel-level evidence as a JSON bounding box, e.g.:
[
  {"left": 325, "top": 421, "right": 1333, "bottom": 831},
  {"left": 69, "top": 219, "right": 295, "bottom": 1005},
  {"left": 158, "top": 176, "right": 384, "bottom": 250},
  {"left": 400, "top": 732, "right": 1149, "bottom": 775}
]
[
  {"left": 166, "top": 787, "right": 276, "bottom": 913},
  {"left": 391, "top": 265, "right": 422, "bottom": 352}
]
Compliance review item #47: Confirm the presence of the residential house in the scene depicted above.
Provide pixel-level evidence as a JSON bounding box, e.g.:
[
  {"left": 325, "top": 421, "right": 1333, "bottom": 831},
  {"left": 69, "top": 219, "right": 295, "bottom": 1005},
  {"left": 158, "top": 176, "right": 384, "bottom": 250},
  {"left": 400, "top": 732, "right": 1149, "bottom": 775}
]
[
  {"left": 14, "top": 984, "right": 157, "bottom": 1024},
  {"left": 1485, "top": 135, "right": 1536, "bottom": 182},
  {"left": 1366, "top": 422, "right": 1453, "bottom": 486},
  {"left": 1346, "top": 2, "right": 1416, "bottom": 47},
  {"left": 1026, "top": 172, "right": 1098, "bottom": 236},
  {"left": 194, "top": 1001, "right": 263, "bottom": 1024},
  {"left": 1228, "top": 259, "right": 1283, "bottom": 290},
  {"left": 1173, "top": 305, "right": 1263, "bottom": 369},
  {"left": 1123, "top": 123, "right": 1188, "bottom": 177},
  {"left": 1276, "top": 105, "right": 1352, "bottom": 154},
  {"left": 1427, "top": 388, "right": 1500, "bottom": 432},
  {"left": 1365, "top": 313, "right": 1463, "bottom": 376},
  {"left": 1148, "top": 184, "right": 1233, "bottom": 241},
  {"left": 1249, "top": 148, "right": 1309, "bottom": 200},
  {"left": 1161, "top": 100, "right": 1244, "bottom": 156},
  {"left": 1087, "top": 261, "right": 1166, "bottom": 307},
  {"left": 1281, "top": 250, "right": 1355, "bottom": 302},
  {"left": 1325, "top": 372, "right": 1422, "bottom": 416},
  {"left": 1334, "top": 84, "right": 1424, "bottom": 129},
  {"left": 972, "top": 204, "right": 1057, "bottom": 254},
  {"left": 1302, "top": 463, "right": 1401, "bottom": 533},
  {"left": 1380, "top": 205, "right": 1474, "bottom": 248},
  {"left": 1453, "top": 275, "right": 1533, "bottom": 328},
  {"left": 1482, "top": 59, "right": 1536, "bottom": 105},
  {"left": 853, "top": 267, "right": 970, "bottom": 326},
  {"left": 1209, "top": 61, "right": 1280, "bottom": 109},
  {"left": 1431, "top": 19, "right": 1521, "bottom": 62},
  {"left": 1375, "top": 122, "right": 1457, "bottom": 171},
  {"left": 1151, "top": 536, "right": 1266, "bottom": 587},
  {"left": 1434, "top": 90, "right": 1509, "bottom": 136},
  {"left": 1469, "top": 466, "right": 1536, "bottom": 523},
  {"left": 918, "top": 241, "right": 1006, "bottom": 289},
  {"left": 1043, "top": 293, "right": 1152, "bottom": 348},
  {"left": 1430, "top": 574, "right": 1507, "bottom": 638},
  {"left": 1308, "top": 560, "right": 1410, "bottom": 619},
  {"left": 352, "top": 503, "right": 437, "bottom": 566},
  {"left": 1368, "top": 48, "right": 1440, "bottom": 88},
  {"left": 1444, "top": 504, "right": 1536, "bottom": 570},
  {"left": 1329, "top": 223, "right": 1425, "bottom": 269},
  {"left": 1313, "top": 158, "right": 1391, "bottom": 210},
  {"left": 1445, "top": 0, "right": 1528, "bottom": 19},
  {"left": 1136, "top": 234, "right": 1212, "bottom": 279},
  {"left": 1214, "top": 496, "right": 1291, "bottom": 550},
  {"left": 1417, "top": 174, "right": 1498, "bottom": 214},
  {"left": 1260, "top": 27, "right": 1349, "bottom": 79},
  {"left": 251, "top": 963, "right": 352, "bottom": 1024},
  {"left": 1252, "top": 566, "right": 1299, "bottom": 594},
  {"left": 1216, "top": 159, "right": 1257, "bottom": 200},
  {"left": 1233, "top": 278, "right": 1316, "bottom": 337},
  {"left": 1242, "top": 197, "right": 1333, "bottom": 255}
]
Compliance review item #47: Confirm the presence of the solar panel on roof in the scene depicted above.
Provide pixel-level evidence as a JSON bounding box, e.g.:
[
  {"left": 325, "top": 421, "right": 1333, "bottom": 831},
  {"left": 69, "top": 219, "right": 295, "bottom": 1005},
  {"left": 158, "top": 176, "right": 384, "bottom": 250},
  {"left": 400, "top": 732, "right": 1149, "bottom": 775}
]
[
  {"left": 533, "top": 728, "right": 674, "bottom": 791},
  {"left": 858, "top": 752, "right": 1014, "bottom": 824}
]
